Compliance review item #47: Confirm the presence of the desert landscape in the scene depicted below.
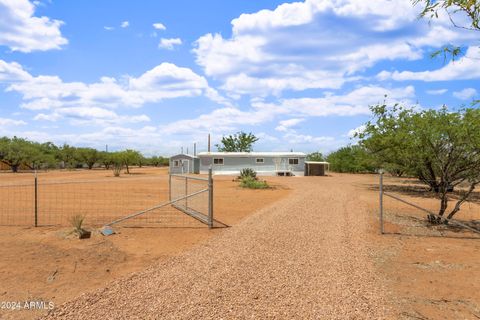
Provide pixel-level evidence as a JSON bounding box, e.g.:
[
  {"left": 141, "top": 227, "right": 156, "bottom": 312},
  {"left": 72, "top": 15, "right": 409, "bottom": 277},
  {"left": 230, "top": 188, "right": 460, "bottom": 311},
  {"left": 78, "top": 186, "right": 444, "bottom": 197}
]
[
  {"left": 1, "top": 0, "right": 480, "bottom": 319},
  {"left": 0, "top": 169, "right": 479, "bottom": 319}
]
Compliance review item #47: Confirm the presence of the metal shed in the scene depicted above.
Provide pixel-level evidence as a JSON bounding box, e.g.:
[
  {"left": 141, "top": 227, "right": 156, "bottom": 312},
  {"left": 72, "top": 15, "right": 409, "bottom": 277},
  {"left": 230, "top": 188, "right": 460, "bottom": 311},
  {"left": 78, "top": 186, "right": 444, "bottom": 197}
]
[
  {"left": 198, "top": 152, "right": 306, "bottom": 176},
  {"left": 304, "top": 161, "right": 329, "bottom": 176},
  {"left": 169, "top": 154, "right": 200, "bottom": 174}
]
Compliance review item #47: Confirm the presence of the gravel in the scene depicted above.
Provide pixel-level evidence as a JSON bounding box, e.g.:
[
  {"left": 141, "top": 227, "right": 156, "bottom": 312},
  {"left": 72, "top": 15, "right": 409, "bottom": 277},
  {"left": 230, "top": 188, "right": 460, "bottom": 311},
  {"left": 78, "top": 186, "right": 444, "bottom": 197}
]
[{"left": 44, "top": 176, "right": 390, "bottom": 319}]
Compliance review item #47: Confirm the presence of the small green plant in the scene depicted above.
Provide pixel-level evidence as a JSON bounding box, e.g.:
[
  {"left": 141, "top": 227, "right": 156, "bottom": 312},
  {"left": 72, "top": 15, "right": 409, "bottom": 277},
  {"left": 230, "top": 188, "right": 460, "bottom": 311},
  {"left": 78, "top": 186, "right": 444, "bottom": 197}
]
[
  {"left": 113, "top": 163, "right": 122, "bottom": 177},
  {"left": 239, "top": 168, "right": 257, "bottom": 180},
  {"left": 69, "top": 215, "right": 90, "bottom": 239},
  {"left": 240, "top": 176, "right": 269, "bottom": 189}
]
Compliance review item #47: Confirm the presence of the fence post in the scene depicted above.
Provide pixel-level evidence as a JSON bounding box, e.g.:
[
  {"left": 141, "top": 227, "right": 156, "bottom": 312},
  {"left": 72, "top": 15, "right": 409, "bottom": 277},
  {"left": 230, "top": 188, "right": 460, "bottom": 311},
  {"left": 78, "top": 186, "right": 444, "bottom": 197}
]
[
  {"left": 379, "top": 169, "right": 384, "bottom": 234},
  {"left": 34, "top": 170, "right": 38, "bottom": 227},
  {"left": 185, "top": 175, "right": 188, "bottom": 209},
  {"left": 169, "top": 173, "right": 172, "bottom": 202},
  {"left": 208, "top": 168, "right": 213, "bottom": 229}
]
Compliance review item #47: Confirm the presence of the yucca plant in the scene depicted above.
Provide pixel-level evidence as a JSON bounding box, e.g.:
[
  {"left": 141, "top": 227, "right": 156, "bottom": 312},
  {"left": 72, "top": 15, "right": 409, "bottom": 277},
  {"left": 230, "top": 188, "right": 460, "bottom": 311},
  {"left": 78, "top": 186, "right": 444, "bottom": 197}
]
[
  {"left": 69, "top": 215, "right": 90, "bottom": 239},
  {"left": 239, "top": 168, "right": 257, "bottom": 180}
]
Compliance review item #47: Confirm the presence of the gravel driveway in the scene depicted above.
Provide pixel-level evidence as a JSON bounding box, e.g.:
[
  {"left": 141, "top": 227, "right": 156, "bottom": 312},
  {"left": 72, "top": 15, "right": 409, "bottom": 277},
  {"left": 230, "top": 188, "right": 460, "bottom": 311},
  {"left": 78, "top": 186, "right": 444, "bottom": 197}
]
[{"left": 44, "top": 176, "right": 390, "bottom": 319}]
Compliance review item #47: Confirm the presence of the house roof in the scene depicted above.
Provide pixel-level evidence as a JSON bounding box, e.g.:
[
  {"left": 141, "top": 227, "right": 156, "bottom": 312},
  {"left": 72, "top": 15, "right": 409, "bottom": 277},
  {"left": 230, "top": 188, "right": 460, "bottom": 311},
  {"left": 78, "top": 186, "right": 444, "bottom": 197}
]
[
  {"left": 197, "top": 152, "right": 306, "bottom": 157},
  {"left": 170, "top": 153, "right": 198, "bottom": 159}
]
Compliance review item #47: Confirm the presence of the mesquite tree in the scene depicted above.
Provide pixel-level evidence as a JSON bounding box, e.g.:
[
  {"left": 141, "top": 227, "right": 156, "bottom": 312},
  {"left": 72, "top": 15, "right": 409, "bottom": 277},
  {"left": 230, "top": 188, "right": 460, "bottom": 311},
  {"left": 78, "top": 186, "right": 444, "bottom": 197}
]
[
  {"left": 216, "top": 132, "right": 259, "bottom": 152},
  {"left": 359, "top": 104, "right": 480, "bottom": 223}
]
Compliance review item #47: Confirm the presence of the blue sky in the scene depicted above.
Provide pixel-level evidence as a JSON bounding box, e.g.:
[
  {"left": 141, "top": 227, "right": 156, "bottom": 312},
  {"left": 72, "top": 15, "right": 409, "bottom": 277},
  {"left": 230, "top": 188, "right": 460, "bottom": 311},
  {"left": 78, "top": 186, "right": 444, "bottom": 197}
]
[{"left": 0, "top": 0, "right": 478, "bottom": 155}]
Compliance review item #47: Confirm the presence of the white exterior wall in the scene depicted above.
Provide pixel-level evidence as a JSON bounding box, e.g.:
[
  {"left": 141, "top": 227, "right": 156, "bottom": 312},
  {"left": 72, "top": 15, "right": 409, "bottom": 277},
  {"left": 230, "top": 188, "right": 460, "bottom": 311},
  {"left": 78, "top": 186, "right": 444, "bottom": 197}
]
[{"left": 198, "top": 152, "right": 306, "bottom": 176}]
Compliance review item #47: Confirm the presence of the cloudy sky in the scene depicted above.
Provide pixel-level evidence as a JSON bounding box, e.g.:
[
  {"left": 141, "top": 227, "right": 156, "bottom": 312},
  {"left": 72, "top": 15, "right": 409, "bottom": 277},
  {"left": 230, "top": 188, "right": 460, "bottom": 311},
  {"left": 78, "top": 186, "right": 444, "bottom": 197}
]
[{"left": 0, "top": 0, "right": 478, "bottom": 155}]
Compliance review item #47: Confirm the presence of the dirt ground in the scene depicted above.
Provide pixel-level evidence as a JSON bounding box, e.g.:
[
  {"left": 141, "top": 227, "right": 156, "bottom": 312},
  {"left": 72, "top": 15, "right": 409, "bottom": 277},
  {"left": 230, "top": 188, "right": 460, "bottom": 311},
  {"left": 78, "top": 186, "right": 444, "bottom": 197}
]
[
  {"left": 0, "top": 167, "right": 289, "bottom": 320},
  {"left": 355, "top": 174, "right": 480, "bottom": 319},
  {"left": 1, "top": 171, "right": 479, "bottom": 319}
]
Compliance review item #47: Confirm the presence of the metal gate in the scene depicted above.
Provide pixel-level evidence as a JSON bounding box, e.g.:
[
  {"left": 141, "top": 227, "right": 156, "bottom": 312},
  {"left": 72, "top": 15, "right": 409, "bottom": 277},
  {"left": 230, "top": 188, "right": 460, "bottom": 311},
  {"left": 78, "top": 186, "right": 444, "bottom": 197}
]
[{"left": 107, "top": 168, "right": 226, "bottom": 228}]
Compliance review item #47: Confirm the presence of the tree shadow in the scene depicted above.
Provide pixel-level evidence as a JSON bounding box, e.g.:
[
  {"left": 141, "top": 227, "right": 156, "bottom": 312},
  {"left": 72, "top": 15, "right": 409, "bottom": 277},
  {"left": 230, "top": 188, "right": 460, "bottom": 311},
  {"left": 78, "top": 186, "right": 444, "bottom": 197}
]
[
  {"left": 382, "top": 231, "right": 480, "bottom": 240},
  {"left": 365, "top": 183, "right": 480, "bottom": 204},
  {"left": 384, "top": 213, "right": 480, "bottom": 239}
]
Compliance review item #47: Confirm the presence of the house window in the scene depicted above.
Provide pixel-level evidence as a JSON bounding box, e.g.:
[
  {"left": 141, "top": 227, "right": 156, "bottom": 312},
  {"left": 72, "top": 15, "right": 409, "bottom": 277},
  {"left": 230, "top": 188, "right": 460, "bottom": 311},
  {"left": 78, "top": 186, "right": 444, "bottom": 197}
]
[
  {"left": 213, "top": 158, "right": 224, "bottom": 165},
  {"left": 173, "top": 160, "right": 180, "bottom": 167},
  {"left": 288, "top": 158, "right": 299, "bottom": 165},
  {"left": 256, "top": 158, "right": 264, "bottom": 164}
]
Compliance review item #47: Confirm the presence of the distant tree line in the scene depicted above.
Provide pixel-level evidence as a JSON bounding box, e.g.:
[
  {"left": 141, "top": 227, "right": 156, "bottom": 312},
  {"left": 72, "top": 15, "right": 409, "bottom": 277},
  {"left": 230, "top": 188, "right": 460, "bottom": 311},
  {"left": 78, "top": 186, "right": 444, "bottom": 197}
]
[
  {"left": 0, "top": 136, "right": 169, "bottom": 172},
  {"left": 306, "top": 147, "right": 375, "bottom": 174}
]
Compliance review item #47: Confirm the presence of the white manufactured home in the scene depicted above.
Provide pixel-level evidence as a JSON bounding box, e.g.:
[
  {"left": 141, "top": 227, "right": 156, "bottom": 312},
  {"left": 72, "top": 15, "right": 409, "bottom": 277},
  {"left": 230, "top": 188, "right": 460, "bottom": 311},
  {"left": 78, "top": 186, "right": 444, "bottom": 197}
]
[{"left": 197, "top": 152, "right": 307, "bottom": 176}]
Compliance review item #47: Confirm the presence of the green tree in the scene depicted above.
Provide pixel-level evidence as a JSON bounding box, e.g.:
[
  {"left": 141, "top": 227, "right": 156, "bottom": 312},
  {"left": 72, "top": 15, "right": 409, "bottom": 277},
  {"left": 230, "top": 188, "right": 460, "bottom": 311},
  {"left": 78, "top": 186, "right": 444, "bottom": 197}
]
[
  {"left": 0, "top": 137, "right": 43, "bottom": 172},
  {"left": 148, "top": 155, "right": 169, "bottom": 167},
  {"left": 216, "top": 132, "right": 259, "bottom": 152},
  {"left": 58, "top": 144, "right": 80, "bottom": 169},
  {"left": 77, "top": 148, "right": 99, "bottom": 169},
  {"left": 33, "top": 142, "right": 58, "bottom": 169},
  {"left": 326, "top": 145, "right": 375, "bottom": 173},
  {"left": 137, "top": 154, "right": 146, "bottom": 168},
  {"left": 306, "top": 152, "right": 325, "bottom": 162},
  {"left": 359, "top": 104, "right": 480, "bottom": 223},
  {"left": 413, "top": 1, "right": 479, "bottom": 63},
  {"left": 118, "top": 149, "right": 141, "bottom": 174},
  {"left": 414, "top": 0, "right": 479, "bottom": 31},
  {"left": 99, "top": 151, "right": 113, "bottom": 169}
]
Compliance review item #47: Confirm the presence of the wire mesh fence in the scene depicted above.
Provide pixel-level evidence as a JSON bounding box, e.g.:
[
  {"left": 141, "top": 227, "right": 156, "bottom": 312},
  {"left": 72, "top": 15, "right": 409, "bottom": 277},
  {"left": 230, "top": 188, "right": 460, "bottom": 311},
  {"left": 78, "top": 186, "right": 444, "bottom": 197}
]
[
  {"left": 169, "top": 174, "right": 210, "bottom": 224},
  {"left": 378, "top": 172, "right": 480, "bottom": 238},
  {"left": 0, "top": 170, "right": 216, "bottom": 228}
]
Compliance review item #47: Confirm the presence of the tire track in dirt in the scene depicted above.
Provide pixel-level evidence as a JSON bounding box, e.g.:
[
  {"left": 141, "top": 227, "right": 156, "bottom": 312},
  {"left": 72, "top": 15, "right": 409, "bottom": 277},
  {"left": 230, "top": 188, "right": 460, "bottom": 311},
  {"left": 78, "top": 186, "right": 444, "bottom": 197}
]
[{"left": 44, "top": 177, "right": 391, "bottom": 319}]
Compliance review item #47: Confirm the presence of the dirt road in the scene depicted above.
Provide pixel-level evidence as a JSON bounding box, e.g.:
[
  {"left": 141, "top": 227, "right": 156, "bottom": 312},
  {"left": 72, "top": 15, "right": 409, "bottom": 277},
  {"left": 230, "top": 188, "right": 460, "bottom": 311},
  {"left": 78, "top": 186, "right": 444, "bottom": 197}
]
[{"left": 45, "top": 176, "right": 390, "bottom": 319}]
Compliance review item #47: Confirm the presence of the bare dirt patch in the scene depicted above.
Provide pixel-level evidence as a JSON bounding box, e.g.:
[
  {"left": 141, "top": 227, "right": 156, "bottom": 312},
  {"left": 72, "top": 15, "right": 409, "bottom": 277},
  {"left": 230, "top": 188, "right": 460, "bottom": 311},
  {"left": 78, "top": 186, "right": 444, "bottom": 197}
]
[{"left": 353, "top": 173, "right": 480, "bottom": 319}]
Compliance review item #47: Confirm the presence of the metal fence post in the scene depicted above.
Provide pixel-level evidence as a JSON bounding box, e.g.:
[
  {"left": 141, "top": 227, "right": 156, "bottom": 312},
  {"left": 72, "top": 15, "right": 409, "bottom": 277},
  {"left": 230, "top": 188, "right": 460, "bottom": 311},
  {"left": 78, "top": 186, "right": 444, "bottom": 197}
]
[
  {"left": 34, "top": 170, "right": 38, "bottom": 227},
  {"left": 379, "top": 170, "right": 384, "bottom": 234},
  {"left": 208, "top": 168, "right": 213, "bottom": 229},
  {"left": 169, "top": 173, "right": 172, "bottom": 202},
  {"left": 185, "top": 175, "right": 188, "bottom": 209}
]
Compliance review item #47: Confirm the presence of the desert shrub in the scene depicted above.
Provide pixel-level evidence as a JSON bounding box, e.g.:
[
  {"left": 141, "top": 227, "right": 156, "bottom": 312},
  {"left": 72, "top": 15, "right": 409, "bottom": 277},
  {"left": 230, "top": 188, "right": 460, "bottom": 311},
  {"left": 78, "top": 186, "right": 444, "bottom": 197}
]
[
  {"left": 239, "top": 168, "right": 257, "bottom": 180},
  {"left": 113, "top": 163, "right": 122, "bottom": 177},
  {"left": 69, "top": 215, "right": 88, "bottom": 237},
  {"left": 240, "top": 176, "right": 269, "bottom": 189}
]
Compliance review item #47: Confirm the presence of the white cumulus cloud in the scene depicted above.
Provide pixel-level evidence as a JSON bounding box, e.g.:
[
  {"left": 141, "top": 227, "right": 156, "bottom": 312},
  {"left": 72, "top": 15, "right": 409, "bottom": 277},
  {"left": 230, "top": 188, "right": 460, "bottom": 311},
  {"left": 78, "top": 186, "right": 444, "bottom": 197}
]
[
  {"left": 377, "top": 47, "right": 480, "bottom": 82},
  {"left": 0, "top": 117, "right": 26, "bottom": 126},
  {"left": 158, "top": 37, "right": 182, "bottom": 50},
  {"left": 0, "top": 60, "right": 231, "bottom": 125},
  {"left": 426, "top": 89, "right": 448, "bottom": 95},
  {"left": 275, "top": 118, "right": 305, "bottom": 132},
  {"left": 453, "top": 88, "right": 477, "bottom": 100},
  {"left": 121, "top": 21, "right": 129, "bottom": 28},
  {"left": 193, "top": 0, "right": 476, "bottom": 97},
  {"left": 0, "top": 0, "right": 67, "bottom": 52},
  {"left": 153, "top": 22, "right": 166, "bottom": 30}
]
